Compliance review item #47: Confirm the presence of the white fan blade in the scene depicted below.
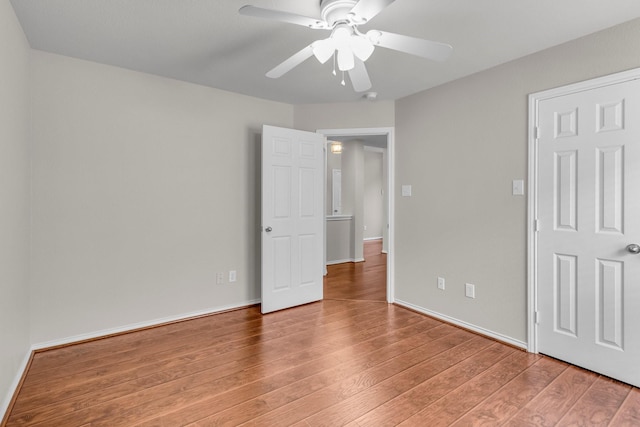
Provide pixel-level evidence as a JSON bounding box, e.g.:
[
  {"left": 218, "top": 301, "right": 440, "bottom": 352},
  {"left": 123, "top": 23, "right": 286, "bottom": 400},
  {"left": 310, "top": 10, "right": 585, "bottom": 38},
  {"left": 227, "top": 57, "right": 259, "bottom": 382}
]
[
  {"left": 348, "top": 59, "right": 372, "bottom": 92},
  {"left": 367, "top": 30, "right": 452, "bottom": 62},
  {"left": 266, "top": 45, "right": 315, "bottom": 78},
  {"left": 239, "top": 5, "right": 328, "bottom": 29},
  {"left": 349, "top": 0, "right": 395, "bottom": 23}
]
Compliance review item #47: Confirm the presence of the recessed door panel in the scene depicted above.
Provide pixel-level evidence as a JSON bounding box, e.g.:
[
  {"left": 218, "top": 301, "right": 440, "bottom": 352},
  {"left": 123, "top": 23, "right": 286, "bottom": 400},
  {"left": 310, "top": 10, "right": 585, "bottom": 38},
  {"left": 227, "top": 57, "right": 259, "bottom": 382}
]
[
  {"left": 273, "top": 237, "right": 291, "bottom": 291},
  {"left": 273, "top": 166, "right": 291, "bottom": 219},
  {"left": 596, "top": 146, "right": 624, "bottom": 234},
  {"left": 299, "top": 168, "right": 315, "bottom": 218},
  {"left": 596, "top": 259, "right": 624, "bottom": 350},
  {"left": 554, "top": 254, "right": 577, "bottom": 336},
  {"left": 555, "top": 109, "right": 578, "bottom": 138},
  {"left": 299, "top": 234, "right": 316, "bottom": 287},
  {"left": 554, "top": 151, "right": 578, "bottom": 231},
  {"left": 597, "top": 100, "right": 625, "bottom": 133}
]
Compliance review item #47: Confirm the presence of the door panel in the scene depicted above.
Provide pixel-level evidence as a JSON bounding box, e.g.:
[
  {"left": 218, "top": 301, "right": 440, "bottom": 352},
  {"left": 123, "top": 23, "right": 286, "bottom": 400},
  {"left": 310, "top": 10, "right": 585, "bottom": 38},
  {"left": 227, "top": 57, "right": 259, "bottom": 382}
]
[
  {"left": 537, "top": 78, "right": 640, "bottom": 387},
  {"left": 262, "top": 125, "right": 324, "bottom": 314}
]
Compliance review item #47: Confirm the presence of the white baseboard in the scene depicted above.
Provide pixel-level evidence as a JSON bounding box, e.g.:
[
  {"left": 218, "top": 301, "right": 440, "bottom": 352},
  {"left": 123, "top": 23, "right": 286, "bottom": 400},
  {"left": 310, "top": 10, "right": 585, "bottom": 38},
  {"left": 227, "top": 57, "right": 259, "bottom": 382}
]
[
  {"left": 31, "top": 299, "right": 261, "bottom": 351},
  {"left": 327, "top": 258, "right": 355, "bottom": 265},
  {"left": 394, "top": 299, "right": 527, "bottom": 350},
  {"left": 326, "top": 258, "right": 365, "bottom": 265},
  {"left": 1, "top": 349, "right": 32, "bottom": 421},
  {"left": 363, "top": 237, "right": 383, "bottom": 241}
]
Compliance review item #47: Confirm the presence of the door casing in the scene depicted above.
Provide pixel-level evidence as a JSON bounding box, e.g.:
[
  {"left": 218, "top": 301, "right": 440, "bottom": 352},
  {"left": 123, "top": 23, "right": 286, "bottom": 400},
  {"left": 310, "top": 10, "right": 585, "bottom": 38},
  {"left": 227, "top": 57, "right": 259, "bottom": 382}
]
[
  {"left": 527, "top": 67, "right": 640, "bottom": 352},
  {"left": 318, "top": 127, "right": 395, "bottom": 304}
]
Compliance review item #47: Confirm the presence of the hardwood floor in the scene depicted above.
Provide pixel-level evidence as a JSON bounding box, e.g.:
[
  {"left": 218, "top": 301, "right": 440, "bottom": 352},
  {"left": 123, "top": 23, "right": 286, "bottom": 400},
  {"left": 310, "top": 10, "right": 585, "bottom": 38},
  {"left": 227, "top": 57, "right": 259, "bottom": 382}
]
[
  {"left": 4, "top": 242, "right": 640, "bottom": 426},
  {"left": 324, "top": 239, "right": 387, "bottom": 302}
]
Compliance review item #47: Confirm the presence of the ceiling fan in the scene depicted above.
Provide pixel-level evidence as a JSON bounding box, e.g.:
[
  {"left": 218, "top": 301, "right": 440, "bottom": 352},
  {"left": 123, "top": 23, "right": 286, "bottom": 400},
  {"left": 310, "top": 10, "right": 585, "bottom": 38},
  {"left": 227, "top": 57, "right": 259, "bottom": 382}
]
[{"left": 239, "top": 0, "right": 453, "bottom": 93}]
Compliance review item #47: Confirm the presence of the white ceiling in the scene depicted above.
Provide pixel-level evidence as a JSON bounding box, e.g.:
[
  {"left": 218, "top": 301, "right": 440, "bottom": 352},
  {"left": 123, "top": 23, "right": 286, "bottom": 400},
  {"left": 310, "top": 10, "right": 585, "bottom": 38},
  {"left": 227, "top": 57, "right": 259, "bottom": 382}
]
[{"left": 10, "top": 0, "right": 640, "bottom": 105}]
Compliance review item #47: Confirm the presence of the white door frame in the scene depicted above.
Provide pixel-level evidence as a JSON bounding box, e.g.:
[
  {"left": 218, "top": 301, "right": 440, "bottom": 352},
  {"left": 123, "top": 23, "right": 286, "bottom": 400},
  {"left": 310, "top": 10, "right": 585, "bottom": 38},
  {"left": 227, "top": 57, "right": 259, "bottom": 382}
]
[
  {"left": 527, "top": 67, "right": 640, "bottom": 353},
  {"left": 317, "top": 127, "right": 395, "bottom": 304}
]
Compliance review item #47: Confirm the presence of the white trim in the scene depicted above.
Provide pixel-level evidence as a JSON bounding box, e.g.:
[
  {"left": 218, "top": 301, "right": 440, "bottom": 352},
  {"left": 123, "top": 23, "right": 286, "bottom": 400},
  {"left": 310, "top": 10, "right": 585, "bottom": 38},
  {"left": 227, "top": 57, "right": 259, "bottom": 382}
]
[
  {"left": 1, "top": 350, "right": 32, "bottom": 420},
  {"left": 326, "top": 258, "right": 365, "bottom": 265},
  {"left": 326, "top": 215, "right": 353, "bottom": 221},
  {"left": 31, "top": 300, "right": 260, "bottom": 350},
  {"left": 395, "top": 299, "right": 527, "bottom": 350},
  {"left": 323, "top": 141, "right": 327, "bottom": 276},
  {"left": 527, "top": 91, "right": 539, "bottom": 353},
  {"left": 527, "top": 66, "right": 640, "bottom": 354},
  {"left": 317, "top": 127, "right": 395, "bottom": 304},
  {"left": 363, "top": 236, "right": 383, "bottom": 241}
]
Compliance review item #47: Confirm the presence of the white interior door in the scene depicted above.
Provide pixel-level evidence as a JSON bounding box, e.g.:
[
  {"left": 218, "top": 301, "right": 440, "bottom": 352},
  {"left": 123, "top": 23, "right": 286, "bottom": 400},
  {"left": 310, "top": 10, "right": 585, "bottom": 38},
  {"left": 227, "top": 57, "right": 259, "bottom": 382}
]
[
  {"left": 261, "top": 125, "right": 325, "bottom": 314},
  {"left": 536, "top": 78, "right": 640, "bottom": 387}
]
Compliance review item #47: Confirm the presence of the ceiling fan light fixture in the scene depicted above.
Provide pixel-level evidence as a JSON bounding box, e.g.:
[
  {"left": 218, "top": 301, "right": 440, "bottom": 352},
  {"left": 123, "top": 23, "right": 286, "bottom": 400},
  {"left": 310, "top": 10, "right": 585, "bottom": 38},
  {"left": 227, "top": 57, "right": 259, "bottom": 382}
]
[
  {"left": 349, "top": 35, "right": 374, "bottom": 61},
  {"left": 337, "top": 47, "right": 355, "bottom": 71},
  {"left": 312, "top": 39, "right": 335, "bottom": 64},
  {"left": 332, "top": 25, "right": 352, "bottom": 41}
]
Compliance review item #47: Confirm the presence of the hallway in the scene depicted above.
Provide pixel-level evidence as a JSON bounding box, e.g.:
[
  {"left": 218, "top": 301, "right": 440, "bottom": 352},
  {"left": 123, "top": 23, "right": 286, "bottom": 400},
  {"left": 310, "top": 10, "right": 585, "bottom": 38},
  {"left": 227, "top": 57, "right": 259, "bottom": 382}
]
[{"left": 324, "top": 239, "right": 387, "bottom": 302}]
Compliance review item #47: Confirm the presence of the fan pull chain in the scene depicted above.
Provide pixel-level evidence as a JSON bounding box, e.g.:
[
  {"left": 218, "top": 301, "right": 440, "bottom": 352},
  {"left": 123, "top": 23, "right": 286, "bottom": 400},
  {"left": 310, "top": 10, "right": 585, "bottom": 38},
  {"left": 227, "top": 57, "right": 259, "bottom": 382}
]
[
  {"left": 341, "top": 71, "right": 345, "bottom": 86},
  {"left": 332, "top": 53, "right": 337, "bottom": 76}
]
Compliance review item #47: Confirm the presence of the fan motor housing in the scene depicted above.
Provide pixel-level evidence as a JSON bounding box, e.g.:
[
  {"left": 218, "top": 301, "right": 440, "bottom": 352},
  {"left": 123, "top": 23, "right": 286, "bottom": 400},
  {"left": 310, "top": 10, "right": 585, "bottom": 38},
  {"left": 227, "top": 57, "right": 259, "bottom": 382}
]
[{"left": 320, "top": 0, "right": 358, "bottom": 26}]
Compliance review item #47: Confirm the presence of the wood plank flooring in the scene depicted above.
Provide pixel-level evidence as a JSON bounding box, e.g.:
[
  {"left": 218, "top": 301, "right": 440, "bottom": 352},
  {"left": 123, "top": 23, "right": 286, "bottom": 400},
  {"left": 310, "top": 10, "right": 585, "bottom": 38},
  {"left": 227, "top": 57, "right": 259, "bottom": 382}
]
[
  {"left": 4, "top": 240, "right": 639, "bottom": 426},
  {"left": 324, "top": 239, "right": 387, "bottom": 302}
]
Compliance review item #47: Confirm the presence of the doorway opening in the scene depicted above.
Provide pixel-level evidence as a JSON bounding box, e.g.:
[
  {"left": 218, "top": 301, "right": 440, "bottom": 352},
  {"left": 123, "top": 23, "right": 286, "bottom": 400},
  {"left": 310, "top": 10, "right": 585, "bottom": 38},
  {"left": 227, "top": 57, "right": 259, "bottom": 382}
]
[{"left": 318, "top": 127, "right": 394, "bottom": 303}]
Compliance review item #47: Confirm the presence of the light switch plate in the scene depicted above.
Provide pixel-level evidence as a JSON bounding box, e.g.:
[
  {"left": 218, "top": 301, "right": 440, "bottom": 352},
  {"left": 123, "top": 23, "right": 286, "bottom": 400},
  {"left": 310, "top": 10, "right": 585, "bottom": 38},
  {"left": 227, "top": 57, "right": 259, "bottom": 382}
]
[
  {"left": 401, "top": 185, "right": 412, "bottom": 197},
  {"left": 465, "top": 283, "right": 475, "bottom": 298},
  {"left": 512, "top": 179, "right": 524, "bottom": 196}
]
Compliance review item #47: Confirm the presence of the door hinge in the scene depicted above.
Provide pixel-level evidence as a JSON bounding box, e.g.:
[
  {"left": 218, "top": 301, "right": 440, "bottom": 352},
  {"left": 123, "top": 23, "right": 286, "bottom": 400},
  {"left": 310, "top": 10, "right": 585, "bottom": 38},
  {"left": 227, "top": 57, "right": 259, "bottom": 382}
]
[
  {"left": 534, "top": 126, "right": 540, "bottom": 140},
  {"left": 535, "top": 219, "right": 540, "bottom": 232},
  {"left": 535, "top": 311, "right": 540, "bottom": 324}
]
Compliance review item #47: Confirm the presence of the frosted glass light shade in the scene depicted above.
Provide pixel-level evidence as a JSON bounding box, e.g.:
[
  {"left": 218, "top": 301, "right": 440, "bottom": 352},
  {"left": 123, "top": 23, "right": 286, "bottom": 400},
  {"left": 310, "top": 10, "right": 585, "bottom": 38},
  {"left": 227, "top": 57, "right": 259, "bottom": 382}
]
[
  {"left": 350, "top": 35, "right": 374, "bottom": 61},
  {"left": 337, "top": 47, "right": 354, "bottom": 71},
  {"left": 312, "top": 39, "right": 336, "bottom": 64}
]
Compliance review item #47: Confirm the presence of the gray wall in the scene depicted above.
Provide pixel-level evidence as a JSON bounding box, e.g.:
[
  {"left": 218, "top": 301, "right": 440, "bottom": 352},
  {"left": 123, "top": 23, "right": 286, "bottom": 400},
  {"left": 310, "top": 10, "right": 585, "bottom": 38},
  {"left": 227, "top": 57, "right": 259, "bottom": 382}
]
[
  {"left": 29, "top": 51, "right": 293, "bottom": 345},
  {"left": 0, "top": 1, "right": 31, "bottom": 414},
  {"left": 294, "top": 101, "right": 395, "bottom": 132},
  {"left": 326, "top": 219, "right": 353, "bottom": 263},
  {"left": 364, "top": 150, "right": 384, "bottom": 239},
  {"left": 394, "top": 18, "right": 640, "bottom": 343},
  {"left": 342, "top": 140, "right": 365, "bottom": 261}
]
